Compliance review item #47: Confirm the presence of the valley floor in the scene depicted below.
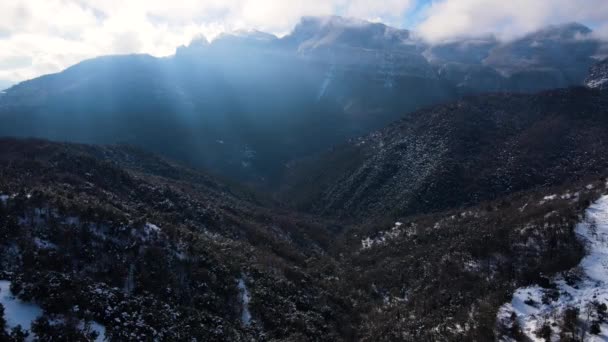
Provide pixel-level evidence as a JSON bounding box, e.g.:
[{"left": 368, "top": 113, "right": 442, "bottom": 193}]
[{"left": 498, "top": 195, "right": 608, "bottom": 341}]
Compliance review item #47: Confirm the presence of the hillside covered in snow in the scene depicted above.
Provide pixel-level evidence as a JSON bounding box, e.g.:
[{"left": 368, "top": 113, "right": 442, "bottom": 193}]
[{"left": 497, "top": 195, "right": 608, "bottom": 340}]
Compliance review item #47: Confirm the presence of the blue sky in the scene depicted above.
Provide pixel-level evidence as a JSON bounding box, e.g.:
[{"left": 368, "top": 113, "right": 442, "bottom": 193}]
[
  {"left": 0, "top": 0, "right": 606, "bottom": 89},
  {"left": 404, "top": 0, "right": 433, "bottom": 27}
]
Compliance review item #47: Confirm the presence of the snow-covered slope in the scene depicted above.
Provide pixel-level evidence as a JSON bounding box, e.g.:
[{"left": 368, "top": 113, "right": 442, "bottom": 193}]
[
  {"left": 498, "top": 195, "right": 608, "bottom": 341},
  {"left": 2, "top": 272, "right": 106, "bottom": 341},
  {"left": 586, "top": 59, "right": 608, "bottom": 90}
]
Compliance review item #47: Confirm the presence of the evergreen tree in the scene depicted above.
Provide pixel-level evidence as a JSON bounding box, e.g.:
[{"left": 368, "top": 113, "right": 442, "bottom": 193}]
[{"left": 0, "top": 303, "right": 7, "bottom": 338}]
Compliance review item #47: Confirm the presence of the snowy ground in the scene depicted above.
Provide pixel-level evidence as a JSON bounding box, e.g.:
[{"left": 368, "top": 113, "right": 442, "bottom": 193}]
[
  {"left": 361, "top": 222, "right": 404, "bottom": 249},
  {"left": 85, "top": 321, "right": 106, "bottom": 341},
  {"left": 588, "top": 77, "right": 608, "bottom": 89},
  {"left": 237, "top": 277, "right": 252, "bottom": 326},
  {"left": 1, "top": 280, "right": 106, "bottom": 341},
  {"left": 0, "top": 280, "right": 43, "bottom": 334},
  {"left": 497, "top": 195, "right": 608, "bottom": 341}
]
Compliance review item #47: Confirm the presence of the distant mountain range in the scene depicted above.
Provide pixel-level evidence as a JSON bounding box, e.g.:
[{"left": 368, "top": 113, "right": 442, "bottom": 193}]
[
  {"left": 1, "top": 17, "right": 608, "bottom": 340},
  {"left": 0, "top": 16, "right": 604, "bottom": 186}
]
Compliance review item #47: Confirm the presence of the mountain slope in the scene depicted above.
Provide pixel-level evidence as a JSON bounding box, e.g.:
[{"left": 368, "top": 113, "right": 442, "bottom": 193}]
[
  {"left": 0, "top": 18, "right": 603, "bottom": 186},
  {"left": 483, "top": 23, "right": 598, "bottom": 92},
  {"left": 497, "top": 194, "right": 608, "bottom": 340},
  {"left": 345, "top": 177, "right": 606, "bottom": 341},
  {"left": 281, "top": 86, "right": 608, "bottom": 219},
  {"left": 587, "top": 58, "right": 608, "bottom": 90},
  {"left": 0, "top": 138, "right": 355, "bottom": 341},
  {"left": 1, "top": 138, "right": 607, "bottom": 341},
  {"left": 1, "top": 16, "right": 608, "bottom": 342}
]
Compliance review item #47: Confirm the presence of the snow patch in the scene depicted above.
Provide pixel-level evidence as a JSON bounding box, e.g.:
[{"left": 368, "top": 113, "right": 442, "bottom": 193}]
[
  {"left": 237, "top": 277, "right": 252, "bottom": 326},
  {"left": 89, "top": 321, "right": 106, "bottom": 341},
  {"left": 497, "top": 195, "right": 608, "bottom": 340},
  {"left": 144, "top": 223, "right": 160, "bottom": 233},
  {"left": 78, "top": 320, "right": 106, "bottom": 341},
  {"left": 64, "top": 216, "right": 80, "bottom": 226},
  {"left": 361, "top": 222, "right": 410, "bottom": 249},
  {"left": 33, "top": 238, "right": 57, "bottom": 250},
  {"left": 588, "top": 77, "right": 608, "bottom": 89},
  {"left": 0, "top": 280, "right": 43, "bottom": 334},
  {"left": 539, "top": 194, "right": 557, "bottom": 205},
  {"left": 317, "top": 65, "right": 335, "bottom": 100}
]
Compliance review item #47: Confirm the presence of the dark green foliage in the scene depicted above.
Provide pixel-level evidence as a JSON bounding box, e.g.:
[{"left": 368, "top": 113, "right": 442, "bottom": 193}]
[
  {"left": 0, "top": 139, "right": 353, "bottom": 340},
  {"left": 590, "top": 322, "right": 601, "bottom": 335},
  {"left": 597, "top": 302, "right": 608, "bottom": 322},
  {"left": 0, "top": 303, "right": 6, "bottom": 339},
  {"left": 509, "top": 315, "right": 526, "bottom": 341},
  {"left": 536, "top": 322, "right": 552, "bottom": 341},
  {"left": 8, "top": 326, "right": 29, "bottom": 342},
  {"left": 283, "top": 87, "right": 608, "bottom": 221},
  {"left": 347, "top": 177, "right": 603, "bottom": 341},
  {"left": 560, "top": 307, "right": 581, "bottom": 341},
  {"left": 0, "top": 137, "right": 605, "bottom": 341},
  {"left": 524, "top": 298, "right": 538, "bottom": 307},
  {"left": 31, "top": 316, "right": 99, "bottom": 341}
]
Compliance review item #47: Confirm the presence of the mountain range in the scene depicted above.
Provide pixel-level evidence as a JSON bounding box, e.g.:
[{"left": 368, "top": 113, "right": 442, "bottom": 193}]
[
  {"left": 1, "top": 15, "right": 608, "bottom": 341},
  {"left": 0, "top": 16, "right": 604, "bottom": 186}
]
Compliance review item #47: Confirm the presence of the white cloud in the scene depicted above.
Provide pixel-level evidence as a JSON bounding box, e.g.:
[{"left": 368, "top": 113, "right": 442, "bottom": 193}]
[
  {"left": 0, "top": 0, "right": 415, "bottom": 85},
  {"left": 342, "top": 0, "right": 414, "bottom": 26},
  {"left": 0, "top": 0, "right": 606, "bottom": 86},
  {"left": 417, "top": 0, "right": 608, "bottom": 42}
]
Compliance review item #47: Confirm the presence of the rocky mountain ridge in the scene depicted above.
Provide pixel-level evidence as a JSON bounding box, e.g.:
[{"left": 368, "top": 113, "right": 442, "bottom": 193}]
[{"left": 0, "top": 17, "right": 603, "bottom": 186}]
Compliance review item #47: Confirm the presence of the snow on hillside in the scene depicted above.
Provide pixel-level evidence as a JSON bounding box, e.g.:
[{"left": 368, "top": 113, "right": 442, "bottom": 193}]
[
  {"left": 0, "top": 280, "right": 43, "bottom": 333},
  {"left": 317, "top": 64, "right": 335, "bottom": 100},
  {"left": 237, "top": 277, "right": 252, "bottom": 326},
  {"left": 588, "top": 77, "right": 608, "bottom": 89},
  {"left": 86, "top": 321, "right": 106, "bottom": 341},
  {"left": 361, "top": 222, "right": 404, "bottom": 249},
  {"left": 586, "top": 60, "right": 608, "bottom": 90},
  {"left": 1, "top": 280, "right": 107, "bottom": 340},
  {"left": 497, "top": 195, "right": 608, "bottom": 341}
]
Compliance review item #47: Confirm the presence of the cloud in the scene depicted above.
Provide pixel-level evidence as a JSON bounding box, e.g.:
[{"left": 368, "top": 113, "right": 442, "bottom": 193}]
[
  {"left": 416, "top": 0, "right": 608, "bottom": 42},
  {"left": 341, "top": 0, "right": 414, "bottom": 26},
  {"left": 0, "top": 0, "right": 415, "bottom": 85},
  {"left": 0, "top": 0, "right": 606, "bottom": 86}
]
